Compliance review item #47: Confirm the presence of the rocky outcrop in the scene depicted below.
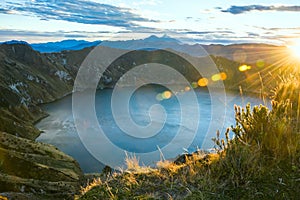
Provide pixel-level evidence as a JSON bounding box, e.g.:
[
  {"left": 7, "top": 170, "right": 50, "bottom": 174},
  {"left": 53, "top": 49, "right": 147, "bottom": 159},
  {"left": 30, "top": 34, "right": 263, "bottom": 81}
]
[{"left": 0, "top": 132, "right": 83, "bottom": 199}]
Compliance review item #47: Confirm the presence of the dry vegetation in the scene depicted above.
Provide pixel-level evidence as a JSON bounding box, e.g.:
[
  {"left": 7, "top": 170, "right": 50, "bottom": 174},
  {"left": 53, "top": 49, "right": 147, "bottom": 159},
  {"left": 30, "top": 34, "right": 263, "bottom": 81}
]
[{"left": 78, "top": 74, "right": 300, "bottom": 200}]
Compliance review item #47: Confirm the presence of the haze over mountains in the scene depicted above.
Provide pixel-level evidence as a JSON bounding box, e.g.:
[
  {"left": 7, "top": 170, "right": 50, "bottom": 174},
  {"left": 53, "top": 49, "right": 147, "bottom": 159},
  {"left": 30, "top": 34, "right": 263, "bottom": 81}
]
[
  {"left": 31, "top": 40, "right": 102, "bottom": 53},
  {"left": 2, "top": 35, "right": 288, "bottom": 65}
]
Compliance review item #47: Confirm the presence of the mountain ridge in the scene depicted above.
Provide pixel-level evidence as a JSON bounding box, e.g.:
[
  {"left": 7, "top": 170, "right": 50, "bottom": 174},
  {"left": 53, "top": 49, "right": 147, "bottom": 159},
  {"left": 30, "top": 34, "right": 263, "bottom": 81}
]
[
  {"left": 1, "top": 35, "right": 285, "bottom": 57},
  {"left": 30, "top": 39, "right": 101, "bottom": 53}
]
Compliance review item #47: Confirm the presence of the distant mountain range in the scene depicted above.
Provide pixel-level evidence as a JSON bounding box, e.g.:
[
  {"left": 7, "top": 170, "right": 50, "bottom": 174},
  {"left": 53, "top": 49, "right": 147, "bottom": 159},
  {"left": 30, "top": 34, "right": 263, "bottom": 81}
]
[
  {"left": 1, "top": 39, "right": 101, "bottom": 53},
  {"left": 100, "top": 35, "right": 288, "bottom": 65},
  {"left": 30, "top": 39, "right": 102, "bottom": 53},
  {"left": 49, "top": 36, "right": 288, "bottom": 66},
  {"left": 1, "top": 35, "right": 288, "bottom": 66}
]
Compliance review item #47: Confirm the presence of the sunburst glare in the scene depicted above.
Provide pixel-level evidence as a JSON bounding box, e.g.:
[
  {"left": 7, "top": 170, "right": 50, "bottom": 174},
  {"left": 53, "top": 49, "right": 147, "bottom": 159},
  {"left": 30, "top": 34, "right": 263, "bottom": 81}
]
[{"left": 289, "top": 39, "right": 300, "bottom": 61}]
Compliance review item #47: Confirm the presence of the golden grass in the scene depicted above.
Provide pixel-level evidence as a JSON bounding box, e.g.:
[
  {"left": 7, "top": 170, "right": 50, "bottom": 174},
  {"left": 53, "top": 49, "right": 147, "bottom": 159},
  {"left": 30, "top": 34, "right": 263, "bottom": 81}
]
[{"left": 79, "top": 74, "right": 300, "bottom": 199}]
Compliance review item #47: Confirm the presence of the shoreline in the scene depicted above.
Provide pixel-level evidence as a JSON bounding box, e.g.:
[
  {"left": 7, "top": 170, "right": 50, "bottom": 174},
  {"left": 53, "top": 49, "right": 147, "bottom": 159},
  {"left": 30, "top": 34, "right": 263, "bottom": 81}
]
[{"left": 34, "top": 85, "right": 265, "bottom": 173}]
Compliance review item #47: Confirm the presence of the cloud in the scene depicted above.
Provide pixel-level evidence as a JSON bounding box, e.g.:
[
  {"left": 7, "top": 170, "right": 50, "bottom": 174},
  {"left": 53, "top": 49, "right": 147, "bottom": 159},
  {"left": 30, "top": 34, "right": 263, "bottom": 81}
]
[
  {"left": 0, "top": 29, "right": 111, "bottom": 40},
  {"left": 0, "top": 7, "right": 11, "bottom": 14},
  {"left": 0, "top": 0, "right": 159, "bottom": 29},
  {"left": 184, "top": 31, "right": 235, "bottom": 35},
  {"left": 247, "top": 32, "right": 260, "bottom": 37},
  {"left": 0, "top": 28, "right": 168, "bottom": 43},
  {"left": 222, "top": 5, "right": 300, "bottom": 14},
  {"left": 255, "top": 26, "right": 300, "bottom": 31},
  {"left": 194, "top": 38, "right": 256, "bottom": 45}
]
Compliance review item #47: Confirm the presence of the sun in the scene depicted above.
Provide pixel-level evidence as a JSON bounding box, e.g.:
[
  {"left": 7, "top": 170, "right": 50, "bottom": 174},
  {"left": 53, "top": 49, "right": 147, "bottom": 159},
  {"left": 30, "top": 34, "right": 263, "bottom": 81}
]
[{"left": 289, "top": 39, "right": 300, "bottom": 60}]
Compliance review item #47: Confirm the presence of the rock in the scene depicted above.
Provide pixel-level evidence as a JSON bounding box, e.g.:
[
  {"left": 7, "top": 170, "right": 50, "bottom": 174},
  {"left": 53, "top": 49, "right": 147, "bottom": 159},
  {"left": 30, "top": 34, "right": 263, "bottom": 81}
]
[
  {"left": 0, "top": 106, "right": 47, "bottom": 140},
  {"left": 0, "top": 132, "right": 84, "bottom": 198},
  {"left": 102, "top": 165, "right": 112, "bottom": 175},
  {"left": 174, "top": 153, "right": 194, "bottom": 165},
  {"left": 174, "top": 150, "right": 210, "bottom": 165}
]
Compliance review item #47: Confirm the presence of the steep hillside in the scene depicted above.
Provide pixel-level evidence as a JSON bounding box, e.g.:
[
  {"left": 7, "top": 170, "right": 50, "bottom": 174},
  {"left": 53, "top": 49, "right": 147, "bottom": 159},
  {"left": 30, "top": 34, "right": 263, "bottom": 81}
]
[
  {"left": 0, "top": 131, "right": 83, "bottom": 199},
  {"left": 0, "top": 43, "right": 87, "bottom": 199},
  {"left": 0, "top": 43, "right": 76, "bottom": 139},
  {"left": 44, "top": 46, "right": 94, "bottom": 78},
  {"left": 0, "top": 43, "right": 75, "bottom": 106}
]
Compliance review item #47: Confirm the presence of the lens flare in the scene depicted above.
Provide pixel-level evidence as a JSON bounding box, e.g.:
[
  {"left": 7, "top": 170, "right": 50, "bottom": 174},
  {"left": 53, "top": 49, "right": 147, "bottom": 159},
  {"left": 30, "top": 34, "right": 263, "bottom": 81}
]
[
  {"left": 220, "top": 72, "right": 227, "bottom": 80},
  {"left": 233, "top": 50, "right": 247, "bottom": 62},
  {"left": 162, "top": 91, "right": 172, "bottom": 99},
  {"left": 156, "top": 93, "right": 164, "bottom": 101},
  {"left": 73, "top": 35, "right": 227, "bottom": 170},
  {"left": 211, "top": 72, "right": 227, "bottom": 82},
  {"left": 239, "top": 64, "right": 251, "bottom": 72},
  {"left": 191, "top": 81, "right": 198, "bottom": 88},
  {"left": 256, "top": 59, "right": 265, "bottom": 68},
  {"left": 211, "top": 74, "right": 220, "bottom": 82},
  {"left": 185, "top": 86, "right": 191, "bottom": 91},
  {"left": 198, "top": 78, "right": 208, "bottom": 87}
]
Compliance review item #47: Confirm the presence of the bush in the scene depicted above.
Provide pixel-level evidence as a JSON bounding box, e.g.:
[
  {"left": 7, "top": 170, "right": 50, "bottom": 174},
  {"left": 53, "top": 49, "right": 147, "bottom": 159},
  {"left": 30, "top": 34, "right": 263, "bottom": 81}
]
[
  {"left": 272, "top": 74, "right": 300, "bottom": 131},
  {"left": 79, "top": 75, "right": 300, "bottom": 199},
  {"left": 208, "top": 78, "right": 300, "bottom": 198}
]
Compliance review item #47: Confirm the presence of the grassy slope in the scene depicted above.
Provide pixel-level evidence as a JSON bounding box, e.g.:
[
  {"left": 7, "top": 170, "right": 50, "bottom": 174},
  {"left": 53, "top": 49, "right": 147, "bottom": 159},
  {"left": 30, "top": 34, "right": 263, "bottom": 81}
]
[{"left": 79, "top": 74, "right": 300, "bottom": 200}]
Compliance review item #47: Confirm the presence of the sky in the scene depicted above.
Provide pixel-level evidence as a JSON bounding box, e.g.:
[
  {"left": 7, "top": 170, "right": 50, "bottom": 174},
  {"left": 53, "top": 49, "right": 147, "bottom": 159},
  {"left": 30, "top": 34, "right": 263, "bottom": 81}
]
[{"left": 0, "top": 0, "right": 300, "bottom": 45}]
